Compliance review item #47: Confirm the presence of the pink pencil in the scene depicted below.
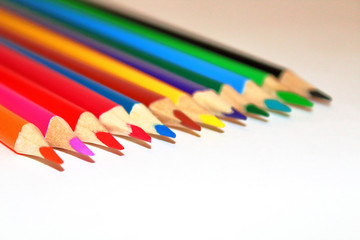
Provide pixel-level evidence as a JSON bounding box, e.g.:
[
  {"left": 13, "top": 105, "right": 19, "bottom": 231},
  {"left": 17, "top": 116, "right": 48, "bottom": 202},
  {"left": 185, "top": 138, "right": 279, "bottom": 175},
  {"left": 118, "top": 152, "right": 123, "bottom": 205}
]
[{"left": 0, "top": 83, "right": 94, "bottom": 156}]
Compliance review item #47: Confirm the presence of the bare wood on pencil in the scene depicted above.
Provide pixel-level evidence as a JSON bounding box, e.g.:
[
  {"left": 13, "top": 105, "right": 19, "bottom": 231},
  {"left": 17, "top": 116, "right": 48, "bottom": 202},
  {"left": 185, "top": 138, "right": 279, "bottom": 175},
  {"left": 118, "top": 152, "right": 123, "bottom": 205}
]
[
  {"left": 98, "top": 106, "right": 132, "bottom": 135},
  {"left": 46, "top": 116, "right": 78, "bottom": 151},
  {"left": 15, "top": 123, "right": 52, "bottom": 158}
]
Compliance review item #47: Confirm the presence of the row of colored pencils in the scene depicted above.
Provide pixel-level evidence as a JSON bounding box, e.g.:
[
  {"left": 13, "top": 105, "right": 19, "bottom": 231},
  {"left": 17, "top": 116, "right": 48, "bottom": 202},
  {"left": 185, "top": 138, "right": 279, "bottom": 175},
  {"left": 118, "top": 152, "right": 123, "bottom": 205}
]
[{"left": 0, "top": 0, "right": 331, "bottom": 168}]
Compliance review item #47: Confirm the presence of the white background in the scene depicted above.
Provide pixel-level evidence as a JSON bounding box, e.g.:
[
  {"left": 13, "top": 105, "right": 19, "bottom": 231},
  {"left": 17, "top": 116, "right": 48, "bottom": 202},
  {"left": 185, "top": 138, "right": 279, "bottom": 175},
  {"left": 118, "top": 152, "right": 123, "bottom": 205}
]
[{"left": 0, "top": 0, "right": 359, "bottom": 239}]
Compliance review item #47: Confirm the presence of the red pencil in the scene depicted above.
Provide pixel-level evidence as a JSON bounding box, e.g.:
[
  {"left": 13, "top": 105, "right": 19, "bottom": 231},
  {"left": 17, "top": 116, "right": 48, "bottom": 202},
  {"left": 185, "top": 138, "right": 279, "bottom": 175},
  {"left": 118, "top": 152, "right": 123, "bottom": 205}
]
[
  {"left": 0, "top": 65, "right": 124, "bottom": 150},
  {"left": 0, "top": 44, "right": 151, "bottom": 142}
]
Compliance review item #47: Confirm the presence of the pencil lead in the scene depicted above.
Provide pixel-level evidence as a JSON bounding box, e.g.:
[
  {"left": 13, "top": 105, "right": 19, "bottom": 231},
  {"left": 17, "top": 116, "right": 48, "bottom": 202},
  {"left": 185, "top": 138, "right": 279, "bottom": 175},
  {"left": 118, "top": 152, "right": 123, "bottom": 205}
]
[
  {"left": 69, "top": 137, "right": 95, "bottom": 156},
  {"left": 245, "top": 104, "right": 269, "bottom": 117},
  {"left": 222, "top": 107, "right": 247, "bottom": 120},
  {"left": 200, "top": 115, "right": 225, "bottom": 128},
  {"left": 39, "top": 146, "right": 64, "bottom": 164},
  {"left": 154, "top": 124, "right": 176, "bottom": 138},
  {"left": 309, "top": 89, "right": 332, "bottom": 101},
  {"left": 173, "top": 109, "right": 201, "bottom": 131},
  {"left": 95, "top": 132, "right": 124, "bottom": 150},
  {"left": 277, "top": 91, "right": 314, "bottom": 107},
  {"left": 264, "top": 99, "right": 291, "bottom": 113},
  {"left": 128, "top": 124, "right": 152, "bottom": 143}
]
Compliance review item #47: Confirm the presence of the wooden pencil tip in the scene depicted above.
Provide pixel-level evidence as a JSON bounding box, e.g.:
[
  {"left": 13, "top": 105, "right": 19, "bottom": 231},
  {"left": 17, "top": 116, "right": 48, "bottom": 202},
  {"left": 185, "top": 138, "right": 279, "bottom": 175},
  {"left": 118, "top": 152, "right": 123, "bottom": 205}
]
[
  {"left": 309, "top": 89, "right": 332, "bottom": 101},
  {"left": 96, "top": 132, "right": 124, "bottom": 150},
  {"left": 222, "top": 107, "right": 247, "bottom": 120},
  {"left": 39, "top": 147, "right": 63, "bottom": 164},
  {"left": 129, "top": 124, "right": 152, "bottom": 143},
  {"left": 173, "top": 109, "right": 201, "bottom": 131},
  {"left": 69, "top": 137, "right": 95, "bottom": 156}
]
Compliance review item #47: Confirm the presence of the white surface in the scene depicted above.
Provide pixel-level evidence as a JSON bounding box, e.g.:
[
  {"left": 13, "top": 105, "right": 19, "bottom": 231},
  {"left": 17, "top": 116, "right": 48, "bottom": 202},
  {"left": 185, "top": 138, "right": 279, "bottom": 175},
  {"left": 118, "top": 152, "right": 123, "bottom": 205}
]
[{"left": 0, "top": 0, "right": 359, "bottom": 239}]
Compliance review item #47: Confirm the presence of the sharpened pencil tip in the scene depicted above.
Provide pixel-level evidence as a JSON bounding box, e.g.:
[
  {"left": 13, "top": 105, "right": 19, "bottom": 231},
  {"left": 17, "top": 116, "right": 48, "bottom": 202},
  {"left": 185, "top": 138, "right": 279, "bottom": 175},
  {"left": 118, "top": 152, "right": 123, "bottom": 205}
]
[
  {"left": 200, "top": 114, "right": 225, "bottom": 128},
  {"left": 129, "top": 124, "right": 152, "bottom": 142},
  {"left": 173, "top": 109, "right": 201, "bottom": 131},
  {"left": 155, "top": 124, "right": 176, "bottom": 138},
  {"left": 70, "top": 137, "right": 95, "bottom": 156},
  {"left": 245, "top": 104, "right": 269, "bottom": 117},
  {"left": 39, "top": 147, "right": 63, "bottom": 164},
  {"left": 277, "top": 91, "right": 314, "bottom": 107},
  {"left": 223, "top": 107, "right": 247, "bottom": 120},
  {"left": 264, "top": 99, "right": 291, "bottom": 113},
  {"left": 309, "top": 89, "right": 332, "bottom": 101},
  {"left": 96, "top": 132, "right": 124, "bottom": 150}
]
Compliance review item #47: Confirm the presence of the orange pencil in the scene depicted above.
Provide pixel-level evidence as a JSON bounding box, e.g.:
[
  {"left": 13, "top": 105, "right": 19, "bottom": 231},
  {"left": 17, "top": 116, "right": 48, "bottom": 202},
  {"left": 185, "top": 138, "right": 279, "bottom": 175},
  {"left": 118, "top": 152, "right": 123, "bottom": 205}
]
[{"left": 0, "top": 104, "right": 63, "bottom": 164}]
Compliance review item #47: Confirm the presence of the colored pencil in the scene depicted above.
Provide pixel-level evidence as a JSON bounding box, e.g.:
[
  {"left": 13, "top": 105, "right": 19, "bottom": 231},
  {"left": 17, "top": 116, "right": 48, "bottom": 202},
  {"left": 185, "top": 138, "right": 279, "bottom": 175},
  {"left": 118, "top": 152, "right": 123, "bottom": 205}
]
[
  {"left": 0, "top": 83, "right": 94, "bottom": 156},
  {"left": 0, "top": 39, "right": 196, "bottom": 134},
  {"left": 29, "top": 15, "right": 246, "bottom": 120},
  {"left": 1, "top": 0, "right": 267, "bottom": 118},
  {"left": 1, "top": 4, "right": 268, "bottom": 117},
  {"left": 0, "top": 10, "right": 225, "bottom": 128},
  {"left": 80, "top": 0, "right": 331, "bottom": 101},
  {"left": 0, "top": 65, "right": 124, "bottom": 150},
  {"left": 0, "top": 44, "right": 153, "bottom": 141},
  {"left": 0, "top": 104, "right": 63, "bottom": 164},
  {"left": 2, "top": 1, "right": 291, "bottom": 113},
  {"left": 45, "top": 0, "right": 314, "bottom": 107}
]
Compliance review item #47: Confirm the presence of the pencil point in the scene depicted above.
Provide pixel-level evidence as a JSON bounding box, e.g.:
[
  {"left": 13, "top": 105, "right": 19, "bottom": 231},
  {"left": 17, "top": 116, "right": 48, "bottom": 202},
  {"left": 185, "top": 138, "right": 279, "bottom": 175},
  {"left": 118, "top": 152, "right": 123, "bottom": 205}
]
[
  {"left": 39, "top": 147, "right": 63, "bottom": 164},
  {"left": 309, "top": 89, "right": 332, "bottom": 101},
  {"left": 129, "top": 124, "right": 152, "bottom": 142},
  {"left": 277, "top": 91, "right": 314, "bottom": 107},
  {"left": 173, "top": 109, "right": 201, "bottom": 131},
  {"left": 245, "top": 104, "right": 269, "bottom": 117},
  {"left": 96, "top": 132, "right": 124, "bottom": 150},
  {"left": 223, "top": 107, "right": 247, "bottom": 120},
  {"left": 155, "top": 124, "right": 176, "bottom": 138},
  {"left": 200, "top": 114, "right": 225, "bottom": 128},
  {"left": 70, "top": 137, "right": 95, "bottom": 156},
  {"left": 264, "top": 99, "right": 291, "bottom": 113}
]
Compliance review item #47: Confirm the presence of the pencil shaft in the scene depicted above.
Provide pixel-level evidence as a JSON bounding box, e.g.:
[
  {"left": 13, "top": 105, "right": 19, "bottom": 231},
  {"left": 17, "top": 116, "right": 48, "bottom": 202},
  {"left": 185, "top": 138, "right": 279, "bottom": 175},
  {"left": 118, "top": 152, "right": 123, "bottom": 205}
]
[
  {"left": 75, "top": 0, "right": 284, "bottom": 77},
  {"left": 4, "top": 0, "right": 250, "bottom": 94},
  {"left": 57, "top": 0, "right": 273, "bottom": 86}
]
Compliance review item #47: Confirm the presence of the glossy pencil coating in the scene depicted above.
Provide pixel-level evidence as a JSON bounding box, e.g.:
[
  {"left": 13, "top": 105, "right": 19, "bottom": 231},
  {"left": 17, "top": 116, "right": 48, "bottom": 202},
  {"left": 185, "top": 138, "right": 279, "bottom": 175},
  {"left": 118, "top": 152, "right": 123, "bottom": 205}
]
[
  {"left": 0, "top": 11, "right": 221, "bottom": 128},
  {"left": 0, "top": 104, "right": 63, "bottom": 164},
  {"left": 27, "top": 16, "right": 245, "bottom": 120},
  {"left": 0, "top": 42, "right": 152, "bottom": 141},
  {"left": 4, "top": 0, "right": 251, "bottom": 94},
  {"left": 73, "top": 0, "right": 332, "bottom": 102},
  {"left": 0, "top": 83, "right": 93, "bottom": 156},
  {"left": 1, "top": 5, "right": 269, "bottom": 116},
  {"left": 14, "top": 0, "right": 310, "bottom": 108},
  {"left": 0, "top": 38, "right": 168, "bottom": 138},
  {"left": 0, "top": 63, "right": 124, "bottom": 150}
]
